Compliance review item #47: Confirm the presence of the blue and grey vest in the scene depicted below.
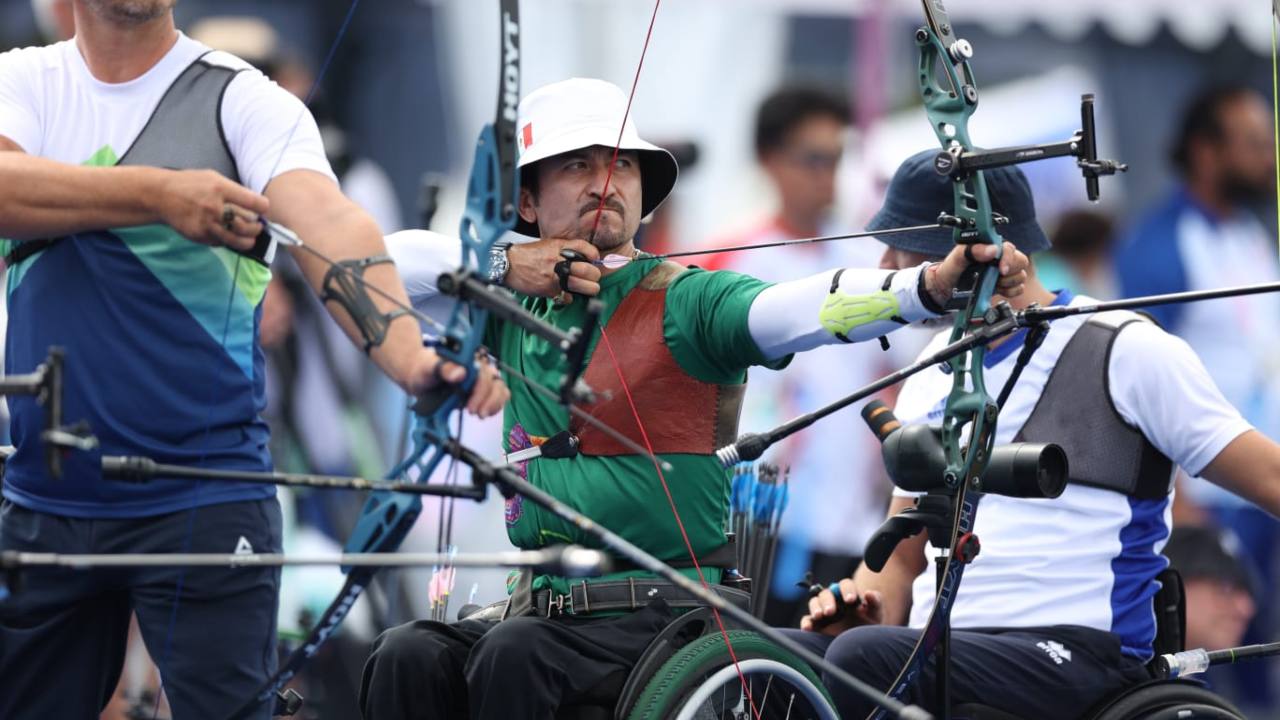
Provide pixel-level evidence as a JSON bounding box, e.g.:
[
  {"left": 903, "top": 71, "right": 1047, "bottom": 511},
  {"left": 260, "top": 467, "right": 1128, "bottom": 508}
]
[{"left": 1015, "top": 313, "right": 1174, "bottom": 499}]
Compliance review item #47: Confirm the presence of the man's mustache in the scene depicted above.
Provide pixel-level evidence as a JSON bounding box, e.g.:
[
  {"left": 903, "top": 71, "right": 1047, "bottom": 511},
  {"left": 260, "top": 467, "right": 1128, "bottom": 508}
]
[{"left": 580, "top": 199, "right": 626, "bottom": 217}]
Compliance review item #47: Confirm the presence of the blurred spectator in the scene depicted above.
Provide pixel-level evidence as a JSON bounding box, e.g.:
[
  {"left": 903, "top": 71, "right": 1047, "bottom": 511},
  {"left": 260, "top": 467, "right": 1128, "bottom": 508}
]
[
  {"left": 30, "top": 0, "right": 73, "bottom": 42},
  {"left": 1163, "top": 526, "right": 1259, "bottom": 705},
  {"left": 707, "top": 84, "right": 851, "bottom": 263},
  {"left": 1036, "top": 208, "right": 1118, "bottom": 299},
  {"left": 1116, "top": 84, "right": 1280, "bottom": 705},
  {"left": 703, "top": 84, "right": 916, "bottom": 625},
  {"left": 188, "top": 16, "right": 403, "bottom": 233},
  {"left": 634, "top": 139, "right": 699, "bottom": 257}
]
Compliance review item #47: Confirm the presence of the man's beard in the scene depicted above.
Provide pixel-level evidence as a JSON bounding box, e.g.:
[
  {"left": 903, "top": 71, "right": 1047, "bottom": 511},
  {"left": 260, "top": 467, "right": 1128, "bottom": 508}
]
[
  {"left": 84, "top": 0, "right": 174, "bottom": 25},
  {"left": 587, "top": 226, "right": 627, "bottom": 253},
  {"left": 579, "top": 199, "right": 629, "bottom": 252},
  {"left": 1220, "top": 168, "right": 1273, "bottom": 207}
]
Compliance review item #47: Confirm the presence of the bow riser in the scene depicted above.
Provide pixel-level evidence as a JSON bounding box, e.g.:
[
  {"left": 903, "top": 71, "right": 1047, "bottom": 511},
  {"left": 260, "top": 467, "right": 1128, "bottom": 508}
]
[
  {"left": 867, "top": 8, "right": 1006, "bottom": 718},
  {"left": 403, "top": 0, "right": 522, "bottom": 488},
  {"left": 915, "top": 20, "right": 1004, "bottom": 491}
]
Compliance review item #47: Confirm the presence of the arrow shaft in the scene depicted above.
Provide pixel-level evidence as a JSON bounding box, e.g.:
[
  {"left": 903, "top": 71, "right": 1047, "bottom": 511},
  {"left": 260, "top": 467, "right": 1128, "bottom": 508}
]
[
  {"left": 635, "top": 223, "right": 945, "bottom": 264},
  {"left": 102, "top": 456, "right": 488, "bottom": 499}
]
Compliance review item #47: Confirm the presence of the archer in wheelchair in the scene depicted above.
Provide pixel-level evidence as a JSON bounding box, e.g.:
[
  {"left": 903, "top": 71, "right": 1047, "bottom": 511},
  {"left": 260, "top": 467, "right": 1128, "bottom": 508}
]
[
  {"left": 361, "top": 70, "right": 1032, "bottom": 718},
  {"left": 779, "top": 152, "right": 1280, "bottom": 720}
]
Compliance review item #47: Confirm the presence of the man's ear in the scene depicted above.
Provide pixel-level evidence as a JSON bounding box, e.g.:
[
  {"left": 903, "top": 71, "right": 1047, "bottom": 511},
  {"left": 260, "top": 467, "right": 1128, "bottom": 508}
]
[
  {"left": 759, "top": 151, "right": 786, "bottom": 181},
  {"left": 518, "top": 187, "right": 538, "bottom": 226}
]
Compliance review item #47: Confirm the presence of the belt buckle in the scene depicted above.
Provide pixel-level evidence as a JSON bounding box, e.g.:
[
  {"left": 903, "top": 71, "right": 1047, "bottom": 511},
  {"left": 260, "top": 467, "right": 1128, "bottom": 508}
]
[{"left": 545, "top": 592, "right": 571, "bottom": 617}]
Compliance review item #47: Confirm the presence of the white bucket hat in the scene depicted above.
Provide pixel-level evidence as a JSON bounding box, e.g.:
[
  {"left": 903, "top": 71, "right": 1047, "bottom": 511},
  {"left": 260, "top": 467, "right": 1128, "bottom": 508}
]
[{"left": 514, "top": 78, "right": 679, "bottom": 237}]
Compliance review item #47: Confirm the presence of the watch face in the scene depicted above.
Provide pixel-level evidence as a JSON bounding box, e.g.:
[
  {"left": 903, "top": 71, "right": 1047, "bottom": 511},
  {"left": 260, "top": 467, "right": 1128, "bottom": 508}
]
[{"left": 488, "top": 248, "right": 509, "bottom": 282}]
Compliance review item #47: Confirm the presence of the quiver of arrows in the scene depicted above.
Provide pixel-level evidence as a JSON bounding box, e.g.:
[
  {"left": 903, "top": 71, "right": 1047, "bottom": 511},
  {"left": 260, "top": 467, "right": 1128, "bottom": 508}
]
[{"left": 728, "top": 462, "right": 789, "bottom": 619}]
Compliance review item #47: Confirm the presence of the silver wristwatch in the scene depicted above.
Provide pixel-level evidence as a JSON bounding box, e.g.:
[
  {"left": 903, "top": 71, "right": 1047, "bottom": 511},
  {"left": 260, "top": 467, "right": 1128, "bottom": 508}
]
[{"left": 487, "top": 244, "right": 511, "bottom": 284}]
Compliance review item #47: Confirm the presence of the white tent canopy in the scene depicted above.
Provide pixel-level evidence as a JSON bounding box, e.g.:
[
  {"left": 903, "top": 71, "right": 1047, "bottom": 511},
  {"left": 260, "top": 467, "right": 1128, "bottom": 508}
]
[{"left": 745, "top": 0, "right": 1276, "bottom": 54}]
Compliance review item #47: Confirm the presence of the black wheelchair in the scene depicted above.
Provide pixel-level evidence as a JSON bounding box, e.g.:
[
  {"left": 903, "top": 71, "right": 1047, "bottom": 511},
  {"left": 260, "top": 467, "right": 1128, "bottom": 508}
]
[
  {"left": 954, "top": 680, "right": 1243, "bottom": 720},
  {"left": 550, "top": 567, "right": 1245, "bottom": 720},
  {"left": 556, "top": 605, "right": 838, "bottom": 720}
]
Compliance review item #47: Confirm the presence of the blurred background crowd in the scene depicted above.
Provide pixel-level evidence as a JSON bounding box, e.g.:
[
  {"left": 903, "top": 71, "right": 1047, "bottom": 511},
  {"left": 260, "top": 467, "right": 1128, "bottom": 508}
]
[{"left": 1, "top": 0, "right": 1277, "bottom": 716}]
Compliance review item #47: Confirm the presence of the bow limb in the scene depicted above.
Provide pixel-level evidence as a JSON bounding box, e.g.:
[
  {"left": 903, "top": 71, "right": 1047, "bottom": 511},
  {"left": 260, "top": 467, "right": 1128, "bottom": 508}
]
[{"left": 871, "top": 0, "right": 1132, "bottom": 713}]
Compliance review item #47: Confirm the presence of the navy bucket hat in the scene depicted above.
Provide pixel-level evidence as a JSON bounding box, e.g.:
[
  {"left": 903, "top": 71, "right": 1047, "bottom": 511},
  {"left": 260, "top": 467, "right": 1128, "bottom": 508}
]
[{"left": 867, "top": 149, "right": 1051, "bottom": 257}]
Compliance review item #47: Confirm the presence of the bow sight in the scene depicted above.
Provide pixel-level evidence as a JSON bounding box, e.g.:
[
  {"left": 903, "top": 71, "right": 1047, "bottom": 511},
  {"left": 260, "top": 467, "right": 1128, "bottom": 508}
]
[
  {"left": 930, "top": 94, "right": 1127, "bottom": 203},
  {"left": 917, "top": 3, "right": 1126, "bottom": 203}
]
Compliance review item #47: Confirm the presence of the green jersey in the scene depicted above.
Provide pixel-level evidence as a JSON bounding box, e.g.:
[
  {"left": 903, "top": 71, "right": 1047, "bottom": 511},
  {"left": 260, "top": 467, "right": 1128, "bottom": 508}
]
[{"left": 485, "top": 256, "right": 787, "bottom": 594}]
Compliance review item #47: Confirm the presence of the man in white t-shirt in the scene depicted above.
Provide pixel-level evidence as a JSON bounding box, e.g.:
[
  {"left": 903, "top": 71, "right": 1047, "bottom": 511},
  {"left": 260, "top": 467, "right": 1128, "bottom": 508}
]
[
  {"left": 785, "top": 151, "right": 1280, "bottom": 719},
  {"left": 0, "top": 2, "right": 506, "bottom": 718}
]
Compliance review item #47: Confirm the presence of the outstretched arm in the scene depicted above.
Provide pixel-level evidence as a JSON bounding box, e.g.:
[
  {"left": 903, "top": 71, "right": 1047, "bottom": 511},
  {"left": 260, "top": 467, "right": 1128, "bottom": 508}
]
[
  {"left": 382, "top": 229, "right": 464, "bottom": 303},
  {"left": 750, "top": 241, "right": 1028, "bottom": 360}
]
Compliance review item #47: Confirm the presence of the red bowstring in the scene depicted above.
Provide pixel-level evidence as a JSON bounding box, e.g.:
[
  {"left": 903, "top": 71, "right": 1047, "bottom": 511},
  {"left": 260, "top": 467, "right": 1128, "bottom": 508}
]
[
  {"left": 594, "top": 331, "right": 762, "bottom": 720},
  {"left": 588, "top": 2, "right": 761, "bottom": 718}
]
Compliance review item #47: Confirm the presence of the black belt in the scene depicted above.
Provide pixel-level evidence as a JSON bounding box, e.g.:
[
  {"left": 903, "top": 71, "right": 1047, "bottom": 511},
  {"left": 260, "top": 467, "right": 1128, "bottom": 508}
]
[{"left": 533, "top": 578, "right": 751, "bottom": 618}]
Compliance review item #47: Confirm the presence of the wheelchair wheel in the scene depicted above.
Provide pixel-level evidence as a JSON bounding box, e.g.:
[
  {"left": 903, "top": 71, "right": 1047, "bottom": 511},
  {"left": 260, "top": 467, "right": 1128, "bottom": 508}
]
[
  {"left": 1084, "top": 680, "right": 1244, "bottom": 720},
  {"left": 621, "top": 629, "right": 837, "bottom": 720}
]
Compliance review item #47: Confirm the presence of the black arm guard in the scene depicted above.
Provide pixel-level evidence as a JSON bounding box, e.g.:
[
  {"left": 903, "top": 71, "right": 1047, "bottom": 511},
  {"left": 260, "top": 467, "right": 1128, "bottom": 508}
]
[{"left": 319, "top": 255, "right": 411, "bottom": 353}]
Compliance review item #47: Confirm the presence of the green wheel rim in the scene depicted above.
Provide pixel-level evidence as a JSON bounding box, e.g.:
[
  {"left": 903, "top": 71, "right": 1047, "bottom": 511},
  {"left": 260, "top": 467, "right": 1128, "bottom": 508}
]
[{"left": 623, "top": 629, "right": 835, "bottom": 720}]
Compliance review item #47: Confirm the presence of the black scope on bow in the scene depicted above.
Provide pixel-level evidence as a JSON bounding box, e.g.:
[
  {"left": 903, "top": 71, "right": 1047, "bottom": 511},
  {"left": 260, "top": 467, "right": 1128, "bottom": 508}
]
[{"left": 861, "top": 400, "right": 1068, "bottom": 499}]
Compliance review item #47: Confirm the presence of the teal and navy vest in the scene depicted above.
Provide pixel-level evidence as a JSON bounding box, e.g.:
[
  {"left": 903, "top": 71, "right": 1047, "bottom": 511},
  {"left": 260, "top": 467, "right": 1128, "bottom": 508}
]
[{"left": 3, "top": 54, "right": 278, "bottom": 517}]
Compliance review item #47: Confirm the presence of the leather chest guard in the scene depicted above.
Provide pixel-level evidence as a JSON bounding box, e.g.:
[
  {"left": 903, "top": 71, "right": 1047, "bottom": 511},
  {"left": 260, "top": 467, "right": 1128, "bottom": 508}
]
[{"left": 571, "top": 261, "right": 747, "bottom": 456}]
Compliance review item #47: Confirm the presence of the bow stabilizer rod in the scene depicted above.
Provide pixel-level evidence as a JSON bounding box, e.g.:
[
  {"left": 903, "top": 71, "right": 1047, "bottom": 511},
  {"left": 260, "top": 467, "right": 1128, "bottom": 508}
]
[
  {"left": 1020, "top": 281, "right": 1280, "bottom": 321},
  {"left": 931, "top": 95, "right": 1127, "bottom": 202},
  {"left": 0, "top": 546, "right": 610, "bottom": 574},
  {"left": 102, "top": 455, "right": 488, "bottom": 500},
  {"left": 718, "top": 278, "right": 1280, "bottom": 470},
  {"left": 1155, "top": 641, "right": 1280, "bottom": 679},
  {"left": 434, "top": 269, "right": 601, "bottom": 404},
  {"left": 0, "top": 347, "right": 99, "bottom": 479}
]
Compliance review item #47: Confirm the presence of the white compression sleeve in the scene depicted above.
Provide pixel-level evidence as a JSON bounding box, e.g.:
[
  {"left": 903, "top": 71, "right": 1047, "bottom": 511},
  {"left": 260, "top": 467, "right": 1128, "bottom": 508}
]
[
  {"left": 383, "top": 229, "right": 464, "bottom": 332},
  {"left": 747, "top": 262, "right": 943, "bottom": 360}
]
